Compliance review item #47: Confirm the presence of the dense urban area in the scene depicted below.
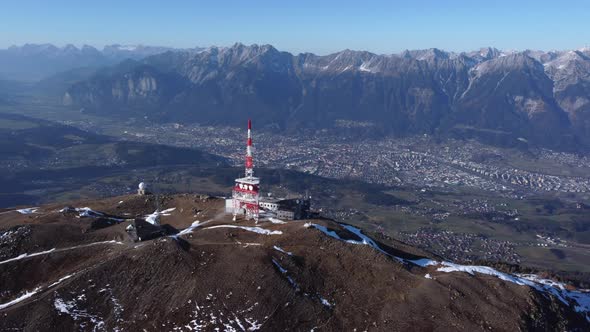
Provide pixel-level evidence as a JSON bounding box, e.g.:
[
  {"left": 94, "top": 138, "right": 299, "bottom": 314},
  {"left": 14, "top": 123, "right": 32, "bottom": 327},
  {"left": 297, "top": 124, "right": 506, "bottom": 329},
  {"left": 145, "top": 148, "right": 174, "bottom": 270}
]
[{"left": 93, "top": 122, "right": 590, "bottom": 195}]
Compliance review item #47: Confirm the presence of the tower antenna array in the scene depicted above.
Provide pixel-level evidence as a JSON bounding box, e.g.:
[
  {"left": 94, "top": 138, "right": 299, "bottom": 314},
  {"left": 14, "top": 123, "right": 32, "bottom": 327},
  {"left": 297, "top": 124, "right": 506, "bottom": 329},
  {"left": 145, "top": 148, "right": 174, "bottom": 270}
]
[{"left": 232, "top": 119, "right": 260, "bottom": 222}]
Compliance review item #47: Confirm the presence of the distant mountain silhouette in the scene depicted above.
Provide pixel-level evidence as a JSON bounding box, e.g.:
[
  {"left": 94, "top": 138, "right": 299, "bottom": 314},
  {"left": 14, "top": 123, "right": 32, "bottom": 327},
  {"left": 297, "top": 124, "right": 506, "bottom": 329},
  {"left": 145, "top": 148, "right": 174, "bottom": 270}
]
[{"left": 0, "top": 43, "right": 202, "bottom": 81}]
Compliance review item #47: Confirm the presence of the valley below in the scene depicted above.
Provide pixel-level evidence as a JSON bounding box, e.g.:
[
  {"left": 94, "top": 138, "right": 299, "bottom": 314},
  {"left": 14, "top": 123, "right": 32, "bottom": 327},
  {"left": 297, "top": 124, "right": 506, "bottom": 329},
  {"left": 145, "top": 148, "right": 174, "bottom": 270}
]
[{"left": 1, "top": 102, "right": 590, "bottom": 286}]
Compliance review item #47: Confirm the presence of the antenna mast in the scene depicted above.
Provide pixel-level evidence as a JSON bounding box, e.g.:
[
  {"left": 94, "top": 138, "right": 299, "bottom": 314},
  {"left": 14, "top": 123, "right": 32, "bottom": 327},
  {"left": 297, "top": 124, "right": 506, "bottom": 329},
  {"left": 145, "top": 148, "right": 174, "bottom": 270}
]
[
  {"left": 232, "top": 119, "right": 260, "bottom": 222},
  {"left": 245, "top": 119, "right": 254, "bottom": 178}
]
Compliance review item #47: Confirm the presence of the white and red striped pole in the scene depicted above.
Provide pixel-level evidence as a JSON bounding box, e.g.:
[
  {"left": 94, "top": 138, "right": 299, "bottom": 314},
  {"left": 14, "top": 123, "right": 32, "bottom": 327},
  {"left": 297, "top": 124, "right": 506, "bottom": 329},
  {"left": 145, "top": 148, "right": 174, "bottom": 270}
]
[{"left": 245, "top": 119, "right": 254, "bottom": 177}]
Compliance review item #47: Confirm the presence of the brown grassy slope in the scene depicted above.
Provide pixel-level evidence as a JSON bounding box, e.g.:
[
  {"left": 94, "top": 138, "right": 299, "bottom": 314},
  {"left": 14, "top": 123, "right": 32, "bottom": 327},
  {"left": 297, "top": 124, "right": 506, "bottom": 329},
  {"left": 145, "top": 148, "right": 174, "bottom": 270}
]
[{"left": 0, "top": 194, "right": 587, "bottom": 331}]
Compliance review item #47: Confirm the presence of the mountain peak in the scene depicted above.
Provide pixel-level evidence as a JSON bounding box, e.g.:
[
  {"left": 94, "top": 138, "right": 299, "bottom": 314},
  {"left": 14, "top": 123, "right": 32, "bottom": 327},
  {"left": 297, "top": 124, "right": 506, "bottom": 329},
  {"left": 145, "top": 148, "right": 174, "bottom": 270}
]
[
  {"left": 401, "top": 48, "right": 451, "bottom": 61},
  {"left": 472, "top": 52, "right": 541, "bottom": 75},
  {"left": 478, "top": 46, "right": 501, "bottom": 58},
  {"left": 229, "top": 43, "right": 278, "bottom": 53}
]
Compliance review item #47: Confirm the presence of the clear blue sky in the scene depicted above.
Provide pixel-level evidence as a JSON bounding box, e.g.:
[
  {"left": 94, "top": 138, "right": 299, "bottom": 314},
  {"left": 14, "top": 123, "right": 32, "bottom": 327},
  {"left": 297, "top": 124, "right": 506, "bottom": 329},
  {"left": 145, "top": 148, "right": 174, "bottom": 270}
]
[{"left": 1, "top": 0, "right": 589, "bottom": 54}]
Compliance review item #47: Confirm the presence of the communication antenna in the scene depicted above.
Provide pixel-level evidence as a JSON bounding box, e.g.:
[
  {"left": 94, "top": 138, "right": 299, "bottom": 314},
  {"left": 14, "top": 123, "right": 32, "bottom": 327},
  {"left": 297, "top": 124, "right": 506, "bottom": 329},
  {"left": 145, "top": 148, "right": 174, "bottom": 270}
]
[
  {"left": 231, "top": 119, "right": 260, "bottom": 222},
  {"left": 245, "top": 119, "right": 254, "bottom": 178}
]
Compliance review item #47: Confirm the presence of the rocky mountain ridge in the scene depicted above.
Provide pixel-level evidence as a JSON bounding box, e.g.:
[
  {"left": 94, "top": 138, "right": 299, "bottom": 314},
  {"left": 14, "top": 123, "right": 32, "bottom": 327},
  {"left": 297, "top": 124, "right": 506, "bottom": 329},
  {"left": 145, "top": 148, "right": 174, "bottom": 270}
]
[{"left": 63, "top": 43, "right": 590, "bottom": 150}]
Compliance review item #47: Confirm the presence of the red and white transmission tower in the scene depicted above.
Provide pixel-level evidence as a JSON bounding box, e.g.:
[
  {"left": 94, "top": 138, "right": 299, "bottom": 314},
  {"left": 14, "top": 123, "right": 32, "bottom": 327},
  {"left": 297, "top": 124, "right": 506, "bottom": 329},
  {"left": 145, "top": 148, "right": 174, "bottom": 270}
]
[{"left": 232, "top": 119, "right": 260, "bottom": 222}]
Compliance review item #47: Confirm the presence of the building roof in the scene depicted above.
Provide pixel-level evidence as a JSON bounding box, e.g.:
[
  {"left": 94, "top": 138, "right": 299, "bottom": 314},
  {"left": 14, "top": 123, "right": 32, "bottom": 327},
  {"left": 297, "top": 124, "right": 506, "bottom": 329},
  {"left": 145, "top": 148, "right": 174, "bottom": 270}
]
[
  {"left": 259, "top": 196, "right": 281, "bottom": 204},
  {"left": 277, "top": 198, "right": 310, "bottom": 210},
  {"left": 234, "top": 176, "right": 260, "bottom": 185}
]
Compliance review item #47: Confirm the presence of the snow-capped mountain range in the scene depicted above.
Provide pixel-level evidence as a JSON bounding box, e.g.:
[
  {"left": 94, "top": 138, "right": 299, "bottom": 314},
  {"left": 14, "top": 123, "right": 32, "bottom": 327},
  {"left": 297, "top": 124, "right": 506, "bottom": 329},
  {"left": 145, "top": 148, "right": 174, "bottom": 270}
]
[
  {"left": 3, "top": 42, "right": 590, "bottom": 149},
  {"left": 57, "top": 43, "right": 590, "bottom": 150}
]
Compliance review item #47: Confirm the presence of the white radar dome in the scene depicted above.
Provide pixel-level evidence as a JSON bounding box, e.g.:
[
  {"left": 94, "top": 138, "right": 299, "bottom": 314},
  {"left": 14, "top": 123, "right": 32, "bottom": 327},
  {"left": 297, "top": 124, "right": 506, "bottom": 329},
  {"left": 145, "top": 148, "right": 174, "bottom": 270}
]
[{"left": 139, "top": 182, "right": 147, "bottom": 190}]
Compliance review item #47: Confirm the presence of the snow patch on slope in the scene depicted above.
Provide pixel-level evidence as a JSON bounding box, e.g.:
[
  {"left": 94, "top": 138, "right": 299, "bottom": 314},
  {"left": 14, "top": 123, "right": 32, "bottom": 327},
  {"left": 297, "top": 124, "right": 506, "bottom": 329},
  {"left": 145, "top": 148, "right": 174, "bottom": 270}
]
[
  {"left": 0, "top": 287, "right": 42, "bottom": 310},
  {"left": 407, "top": 258, "right": 438, "bottom": 267},
  {"left": 60, "top": 206, "right": 125, "bottom": 222},
  {"left": 272, "top": 258, "right": 298, "bottom": 290},
  {"left": 145, "top": 207, "right": 176, "bottom": 225},
  {"left": 172, "top": 295, "right": 262, "bottom": 331},
  {"left": 172, "top": 220, "right": 210, "bottom": 238},
  {"left": 516, "top": 274, "right": 590, "bottom": 321},
  {"left": 307, "top": 223, "right": 403, "bottom": 262},
  {"left": 0, "top": 240, "right": 122, "bottom": 266},
  {"left": 0, "top": 248, "right": 56, "bottom": 265},
  {"left": 54, "top": 297, "right": 105, "bottom": 330},
  {"left": 48, "top": 274, "right": 75, "bottom": 288},
  {"left": 60, "top": 207, "right": 102, "bottom": 217},
  {"left": 422, "top": 262, "right": 590, "bottom": 321},
  {"left": 436, "top": 262, "right": 532, "bottom": 285},
  {"left": 307, "top": 222, "right": 590, "bottom": 321},
  {"left": 0, "top": 272, "right": 77, "bottom": 310},
  {"left": 359, "top": 62, "right": 378, "bottom": 73},
  {"left": 273, "top": 245, "right": 293, "bottom": 256},
  {"left": 341, "top": 224, "right": 404, "bottom": 262},
  {"left": 268, "top": 217, "right": 286, "bottom": 224},
  {"left": 319, "top": 297, "right": 333, "bottom": 308},
  {"left": 205, "top": 225, "right": 283, "bottom": 235},
  {"left": 16, "top": 207, "right": 39, "bottom": 214}
]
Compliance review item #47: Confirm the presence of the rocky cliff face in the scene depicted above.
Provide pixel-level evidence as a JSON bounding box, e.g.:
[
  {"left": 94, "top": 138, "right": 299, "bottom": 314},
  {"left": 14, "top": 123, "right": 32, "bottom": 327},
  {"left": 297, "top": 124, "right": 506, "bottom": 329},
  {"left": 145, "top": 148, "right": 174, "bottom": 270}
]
[{"left": 64, "top": 44, "right": 590, "bottom": 150}]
